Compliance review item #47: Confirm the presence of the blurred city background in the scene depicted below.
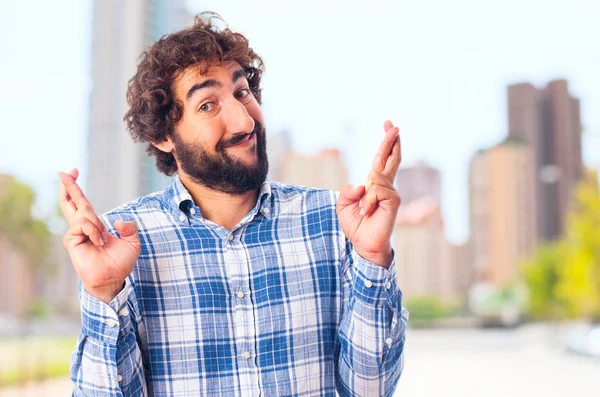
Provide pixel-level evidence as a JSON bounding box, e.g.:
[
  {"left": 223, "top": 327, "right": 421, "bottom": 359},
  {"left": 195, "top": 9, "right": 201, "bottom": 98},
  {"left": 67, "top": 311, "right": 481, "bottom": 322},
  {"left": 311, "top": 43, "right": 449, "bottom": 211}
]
[{"left": 0, "top": 0, "right": 599, "bottom": 396}]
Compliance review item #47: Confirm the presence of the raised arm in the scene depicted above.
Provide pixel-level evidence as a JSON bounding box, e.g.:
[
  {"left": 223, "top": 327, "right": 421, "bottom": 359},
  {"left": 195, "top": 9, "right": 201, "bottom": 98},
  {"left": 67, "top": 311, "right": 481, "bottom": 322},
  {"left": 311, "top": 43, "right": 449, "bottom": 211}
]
[{"left": 58, "top": 168, "right": 147, "bottom": 396}]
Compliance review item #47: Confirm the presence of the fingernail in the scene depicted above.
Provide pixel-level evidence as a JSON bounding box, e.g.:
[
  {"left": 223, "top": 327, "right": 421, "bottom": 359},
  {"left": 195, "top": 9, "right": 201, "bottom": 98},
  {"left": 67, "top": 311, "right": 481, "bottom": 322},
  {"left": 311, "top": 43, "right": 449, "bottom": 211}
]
[
  {"left": 99, "top": 237, "right": 104, "bottom": 246},
  {"left": 360, "top": 208, "right": 365, "bottom": 216},
  {"left": 103, "top": 231, "right": 109, "bottom": 241}
]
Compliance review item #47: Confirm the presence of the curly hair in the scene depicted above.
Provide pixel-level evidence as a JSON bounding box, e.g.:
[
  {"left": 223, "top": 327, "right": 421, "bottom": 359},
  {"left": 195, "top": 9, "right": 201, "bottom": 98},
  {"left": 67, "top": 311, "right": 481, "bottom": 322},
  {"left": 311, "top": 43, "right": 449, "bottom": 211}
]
[{"left": 124, "top": 12, "right": 264, "bottom": 176}]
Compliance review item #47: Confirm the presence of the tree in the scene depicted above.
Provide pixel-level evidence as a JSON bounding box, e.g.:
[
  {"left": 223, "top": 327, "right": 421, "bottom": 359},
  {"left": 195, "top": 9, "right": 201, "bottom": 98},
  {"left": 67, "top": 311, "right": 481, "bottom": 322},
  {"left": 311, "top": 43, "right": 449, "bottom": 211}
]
[
  {"left": 523, "top": 169, "right": 600, "bottom": 321},
  {"left": 0, "top": 175, "right": 51, "bottom": 269},
  {"left": 522, "top": 242, "right": 565, "bottom": 319},
  {"left": 556, "top": 170, "right": 600, "bottom": 320}
]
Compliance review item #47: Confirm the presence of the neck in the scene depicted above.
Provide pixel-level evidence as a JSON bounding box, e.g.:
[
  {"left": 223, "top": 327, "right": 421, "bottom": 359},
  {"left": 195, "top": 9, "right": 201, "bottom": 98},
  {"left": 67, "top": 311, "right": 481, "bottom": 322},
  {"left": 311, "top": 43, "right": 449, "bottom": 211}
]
[{"left": 178, "top": 173, "right": 259, "bottom": 231}]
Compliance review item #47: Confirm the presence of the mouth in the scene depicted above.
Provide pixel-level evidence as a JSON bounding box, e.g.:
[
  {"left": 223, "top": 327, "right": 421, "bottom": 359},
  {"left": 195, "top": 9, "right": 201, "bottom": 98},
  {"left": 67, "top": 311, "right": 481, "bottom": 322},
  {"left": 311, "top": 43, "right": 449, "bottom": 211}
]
[{"left": 227, "top": 131, "right": 255, "bottom": 148}]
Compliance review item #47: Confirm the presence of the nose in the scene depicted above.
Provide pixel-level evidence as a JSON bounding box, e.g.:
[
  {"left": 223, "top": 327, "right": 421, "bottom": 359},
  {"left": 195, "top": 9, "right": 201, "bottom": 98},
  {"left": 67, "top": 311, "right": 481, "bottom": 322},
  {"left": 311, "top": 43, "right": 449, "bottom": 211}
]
[{"left": 225, "top": 97, "right": 255, "bottom": 135}]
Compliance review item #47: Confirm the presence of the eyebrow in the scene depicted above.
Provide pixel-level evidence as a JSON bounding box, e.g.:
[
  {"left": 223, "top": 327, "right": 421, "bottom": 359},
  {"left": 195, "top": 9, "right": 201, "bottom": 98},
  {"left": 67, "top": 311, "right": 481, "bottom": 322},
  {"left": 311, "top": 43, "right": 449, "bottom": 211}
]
[
  {"left": 232, "top": 68, "right": 246, "bottom": 83},
  {"left": 185, "top": 69, "right": 248, "bottom": 102}
]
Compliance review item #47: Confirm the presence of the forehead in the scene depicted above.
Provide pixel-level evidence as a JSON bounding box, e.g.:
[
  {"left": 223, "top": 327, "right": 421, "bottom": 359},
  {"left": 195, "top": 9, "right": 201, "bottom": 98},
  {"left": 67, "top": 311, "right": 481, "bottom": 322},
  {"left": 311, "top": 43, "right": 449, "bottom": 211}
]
[{"left": 174, "top": 61, "right": 243, "bottom": 98}]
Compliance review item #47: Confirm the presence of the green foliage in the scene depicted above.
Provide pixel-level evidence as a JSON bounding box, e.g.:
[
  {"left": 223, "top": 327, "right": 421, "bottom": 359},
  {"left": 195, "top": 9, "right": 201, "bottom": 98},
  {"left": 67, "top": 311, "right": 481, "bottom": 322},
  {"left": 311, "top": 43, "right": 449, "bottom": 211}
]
[
  {"left": 480, "top": 283, "right": 527, "bottom": 311},
  {"left": 556, "top": 170, "right": 600, "bottom": 320},
  {"left": 523, "top": 169, "right": 600, "bottom": 321},
  {"left": 27, "top": 299, "right": 52, "bottom": 319},
  {"left": 522, "top": 242, "right": 565, "bottom": 319},
  {"left": 404, "top": 296, "right": 450, "bottom": 321},
  {"left": 0, "top": 337, "right": 76, "bottom": 385},
  {"left": 0, "top": 175, "right": 52, "bottom": 270}
]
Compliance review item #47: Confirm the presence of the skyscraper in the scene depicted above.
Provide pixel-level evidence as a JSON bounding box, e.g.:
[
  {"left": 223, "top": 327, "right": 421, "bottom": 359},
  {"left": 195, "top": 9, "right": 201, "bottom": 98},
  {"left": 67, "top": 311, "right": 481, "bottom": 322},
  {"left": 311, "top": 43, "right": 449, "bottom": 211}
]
[
  {"left": 507, "top": 79, "right": 582, "bottom": 241},
  {"left": 392, "top": 162, "right": 470, "bottom": 302},
  {"left": 469, "top": 139, "right": 537, "bottom": 286},
  {"left": 392, "top": 198, "right": 445, "bottom": 300},
  {"left": 277, "top": 148, "right": 349, "bottom": 191},
  {"left": 87, "top": 0, "right": 188, "bottom": 214},
  {"left": 395, "top": 160, "right": 441, "bottom": 206}
]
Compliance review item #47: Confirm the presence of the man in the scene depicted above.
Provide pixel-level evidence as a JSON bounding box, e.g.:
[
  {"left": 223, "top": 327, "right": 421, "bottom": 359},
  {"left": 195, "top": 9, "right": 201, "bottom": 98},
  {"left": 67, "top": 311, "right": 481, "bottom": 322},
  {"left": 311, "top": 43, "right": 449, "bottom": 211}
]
[{"left": 60, "top": 13, "right": 408, "bottom": 397}]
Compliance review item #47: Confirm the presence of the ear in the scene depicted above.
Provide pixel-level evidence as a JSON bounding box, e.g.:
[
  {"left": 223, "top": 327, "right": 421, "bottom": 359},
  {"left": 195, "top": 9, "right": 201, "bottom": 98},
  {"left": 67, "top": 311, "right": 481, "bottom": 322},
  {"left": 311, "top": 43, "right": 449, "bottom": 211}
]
[{"left": 152, "top": 136, "right": 175, "bottom": 154}]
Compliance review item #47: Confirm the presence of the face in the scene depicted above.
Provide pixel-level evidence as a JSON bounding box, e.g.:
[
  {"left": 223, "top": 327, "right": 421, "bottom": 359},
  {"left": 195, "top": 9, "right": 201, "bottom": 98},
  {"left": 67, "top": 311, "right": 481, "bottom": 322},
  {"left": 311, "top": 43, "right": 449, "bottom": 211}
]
[{"left": 156, "top": 61, "right": 269, "bottom": 195}]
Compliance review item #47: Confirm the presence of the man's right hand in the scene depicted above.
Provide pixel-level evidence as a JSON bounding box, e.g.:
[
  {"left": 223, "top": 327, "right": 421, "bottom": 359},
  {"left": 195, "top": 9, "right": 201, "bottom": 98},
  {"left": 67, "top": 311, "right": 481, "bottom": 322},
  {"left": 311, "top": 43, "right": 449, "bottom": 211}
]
[{"left": 58, "top": 168, "right": 141, "bottom": 304}]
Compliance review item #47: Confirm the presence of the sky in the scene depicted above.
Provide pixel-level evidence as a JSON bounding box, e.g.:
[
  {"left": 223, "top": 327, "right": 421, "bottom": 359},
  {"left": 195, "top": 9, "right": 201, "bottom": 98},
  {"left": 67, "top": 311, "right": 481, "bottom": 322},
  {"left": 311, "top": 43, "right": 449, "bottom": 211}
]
[{"left": 0, "top": 0, "right": 599, "bottom": 244}]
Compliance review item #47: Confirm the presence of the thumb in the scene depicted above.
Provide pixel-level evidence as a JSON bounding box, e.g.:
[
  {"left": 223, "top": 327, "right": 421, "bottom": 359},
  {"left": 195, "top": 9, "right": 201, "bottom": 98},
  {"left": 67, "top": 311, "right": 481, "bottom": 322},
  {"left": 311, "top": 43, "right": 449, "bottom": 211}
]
[
  {"left": 114, "top": 220, "right": 140, "bottom": 243},
  {"left": 338, "top": 184, "right": 365, "bottom": 207}
]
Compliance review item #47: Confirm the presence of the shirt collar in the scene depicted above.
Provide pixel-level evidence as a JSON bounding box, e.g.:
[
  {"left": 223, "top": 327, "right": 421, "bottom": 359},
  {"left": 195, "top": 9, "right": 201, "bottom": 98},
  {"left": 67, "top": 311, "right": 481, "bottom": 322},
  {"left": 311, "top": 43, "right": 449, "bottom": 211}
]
[{"left": 164, "top": 173, "right": 277, "bottom": 220}]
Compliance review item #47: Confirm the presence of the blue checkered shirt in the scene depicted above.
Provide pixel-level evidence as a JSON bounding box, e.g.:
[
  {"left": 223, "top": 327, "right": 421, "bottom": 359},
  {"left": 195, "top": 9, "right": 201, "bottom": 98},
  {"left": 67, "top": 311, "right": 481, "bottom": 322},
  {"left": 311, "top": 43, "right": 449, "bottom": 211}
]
[{"left": 71, "top": 175, "right": 408, "bottom": 396}]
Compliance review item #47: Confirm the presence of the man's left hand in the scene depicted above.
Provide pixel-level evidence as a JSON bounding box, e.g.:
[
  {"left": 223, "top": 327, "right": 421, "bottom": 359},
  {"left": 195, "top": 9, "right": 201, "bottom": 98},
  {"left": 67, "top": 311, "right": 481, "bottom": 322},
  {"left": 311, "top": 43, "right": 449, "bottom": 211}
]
[{"left": 336, "top": 120, "right": 402, "bottom": 269}]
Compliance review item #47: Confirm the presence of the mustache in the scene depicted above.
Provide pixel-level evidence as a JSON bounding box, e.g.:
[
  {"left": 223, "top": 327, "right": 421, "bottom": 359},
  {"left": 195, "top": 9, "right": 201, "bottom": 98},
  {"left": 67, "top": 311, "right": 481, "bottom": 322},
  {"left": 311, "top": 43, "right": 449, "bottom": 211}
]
[{"left": 217, "top": 121, "right": 263, "bottom": 150}]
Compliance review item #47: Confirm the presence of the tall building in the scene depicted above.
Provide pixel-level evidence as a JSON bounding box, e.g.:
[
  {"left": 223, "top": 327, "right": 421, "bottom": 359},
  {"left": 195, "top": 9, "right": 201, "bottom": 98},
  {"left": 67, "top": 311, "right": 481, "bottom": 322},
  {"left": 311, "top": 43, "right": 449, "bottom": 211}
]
[
  {"left": 87, "top": 0, "right": 188, "bottom": 214},
  {"left": 393, "top": 197, "right": 471, "bottom": 302},
  {"left": 393, "top": 198, "right": 445, "bottom": 300},
  {"left": 469, "top": 139, "right": 537, "bottom": 287},
  {"left": 469, "top": 150, "right": 490, "bottom": 285},
  {"left": 277, "top": 148, "right": 348, "bottom": 191},
  {"left": 395, "top": 160, "right": 441, "bottom": 205},
  {"left": 507, "top": 79, "right": 582, "bottom": 241},
  {"left": 392, "top": 162, "right": 471, "bottom": 302},
  {"left": 440, "top": 241, "right": 471, "bottom": 303}
]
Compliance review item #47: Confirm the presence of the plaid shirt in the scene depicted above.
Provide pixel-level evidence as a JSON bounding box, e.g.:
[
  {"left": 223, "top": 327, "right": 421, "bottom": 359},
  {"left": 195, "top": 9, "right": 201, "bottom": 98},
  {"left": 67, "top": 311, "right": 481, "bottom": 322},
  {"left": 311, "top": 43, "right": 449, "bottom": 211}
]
[{"left": 71, "top": 175, "right": 408, "bottom": 397}]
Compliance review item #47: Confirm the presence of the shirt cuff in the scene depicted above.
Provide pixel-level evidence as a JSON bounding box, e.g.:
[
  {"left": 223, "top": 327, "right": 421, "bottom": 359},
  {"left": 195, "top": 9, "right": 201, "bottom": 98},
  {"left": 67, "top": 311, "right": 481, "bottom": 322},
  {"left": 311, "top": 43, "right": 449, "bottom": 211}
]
[
  {"left": 80, "top": 280, "right": 132, "bottom": 346},
  {"left": 352, "top": 249, "right": 401, "bottom": 308}
]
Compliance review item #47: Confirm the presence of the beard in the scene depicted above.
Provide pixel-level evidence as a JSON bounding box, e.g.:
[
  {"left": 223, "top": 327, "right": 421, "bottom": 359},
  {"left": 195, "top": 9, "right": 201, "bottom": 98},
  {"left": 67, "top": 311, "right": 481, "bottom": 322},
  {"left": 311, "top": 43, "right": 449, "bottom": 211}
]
[{"left": 171, "top": 121, "right": 269, "bottom": 195}]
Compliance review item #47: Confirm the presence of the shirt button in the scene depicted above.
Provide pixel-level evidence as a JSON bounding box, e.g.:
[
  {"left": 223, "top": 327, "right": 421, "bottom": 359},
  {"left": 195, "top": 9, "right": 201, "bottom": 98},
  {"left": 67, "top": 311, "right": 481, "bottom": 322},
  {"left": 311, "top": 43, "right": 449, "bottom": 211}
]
[
  {"left": 228, "top": 234, "right": 234, "bottom": 241},
  {"left": 364, "top": 280, "right": 373, "bottom": 288},
  {"left": 242, "top": 351, "right": 251, "bottom": 359},
  {"left": 386, "top": 281, "right": 392, "bottom": 290},
  {"left": 385, "top": 337, "right": 393, "bottom": 346},
  {"left": 237, "top": 291, "right": 245, "bottom": 298},
  {"left": 117, "top": 375, "right": 123, "bottom": 382},
  {"left": 262, "top": 207, "right": 270, "bottom": 215},
  {"left": 190, "top": 208, "right": 196, "bottom": 215},
  {"left": 119, "top": 308, "right": 129, "bottom": 317},
  {"left": 106, "top": 320, "right": 117, "bottom": 328},
  {"left": 179, "top": 214, "right": 186, "bottom": 222}
]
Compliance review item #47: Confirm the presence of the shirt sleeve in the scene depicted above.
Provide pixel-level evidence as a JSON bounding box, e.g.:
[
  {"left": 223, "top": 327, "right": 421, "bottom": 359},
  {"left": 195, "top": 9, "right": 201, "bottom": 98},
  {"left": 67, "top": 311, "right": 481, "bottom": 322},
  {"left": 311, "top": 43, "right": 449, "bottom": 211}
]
[
  {"left": 336, "top": 241, "right": 409, "bottom": 397},
  {"left": 71, "top": 277, "right": 148, "bottom": 397}
]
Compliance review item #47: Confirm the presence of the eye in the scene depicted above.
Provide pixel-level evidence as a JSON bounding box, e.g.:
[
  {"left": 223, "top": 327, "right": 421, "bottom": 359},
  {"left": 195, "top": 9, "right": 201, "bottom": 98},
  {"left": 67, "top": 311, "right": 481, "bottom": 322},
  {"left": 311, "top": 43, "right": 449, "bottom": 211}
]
[
  {"left": 235, "top": 88, "right": 252, "bottom": 100},
  {"left": 198, "top": 102, "right": 216, "bottom": 113}
]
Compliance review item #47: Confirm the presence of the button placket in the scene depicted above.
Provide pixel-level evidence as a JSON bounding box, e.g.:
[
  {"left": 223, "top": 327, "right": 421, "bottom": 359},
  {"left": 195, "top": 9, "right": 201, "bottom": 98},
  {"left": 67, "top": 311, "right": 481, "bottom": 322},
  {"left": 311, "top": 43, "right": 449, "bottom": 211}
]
[{"left": 226, "top": 229, "right": 259, "bottom": 391}]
